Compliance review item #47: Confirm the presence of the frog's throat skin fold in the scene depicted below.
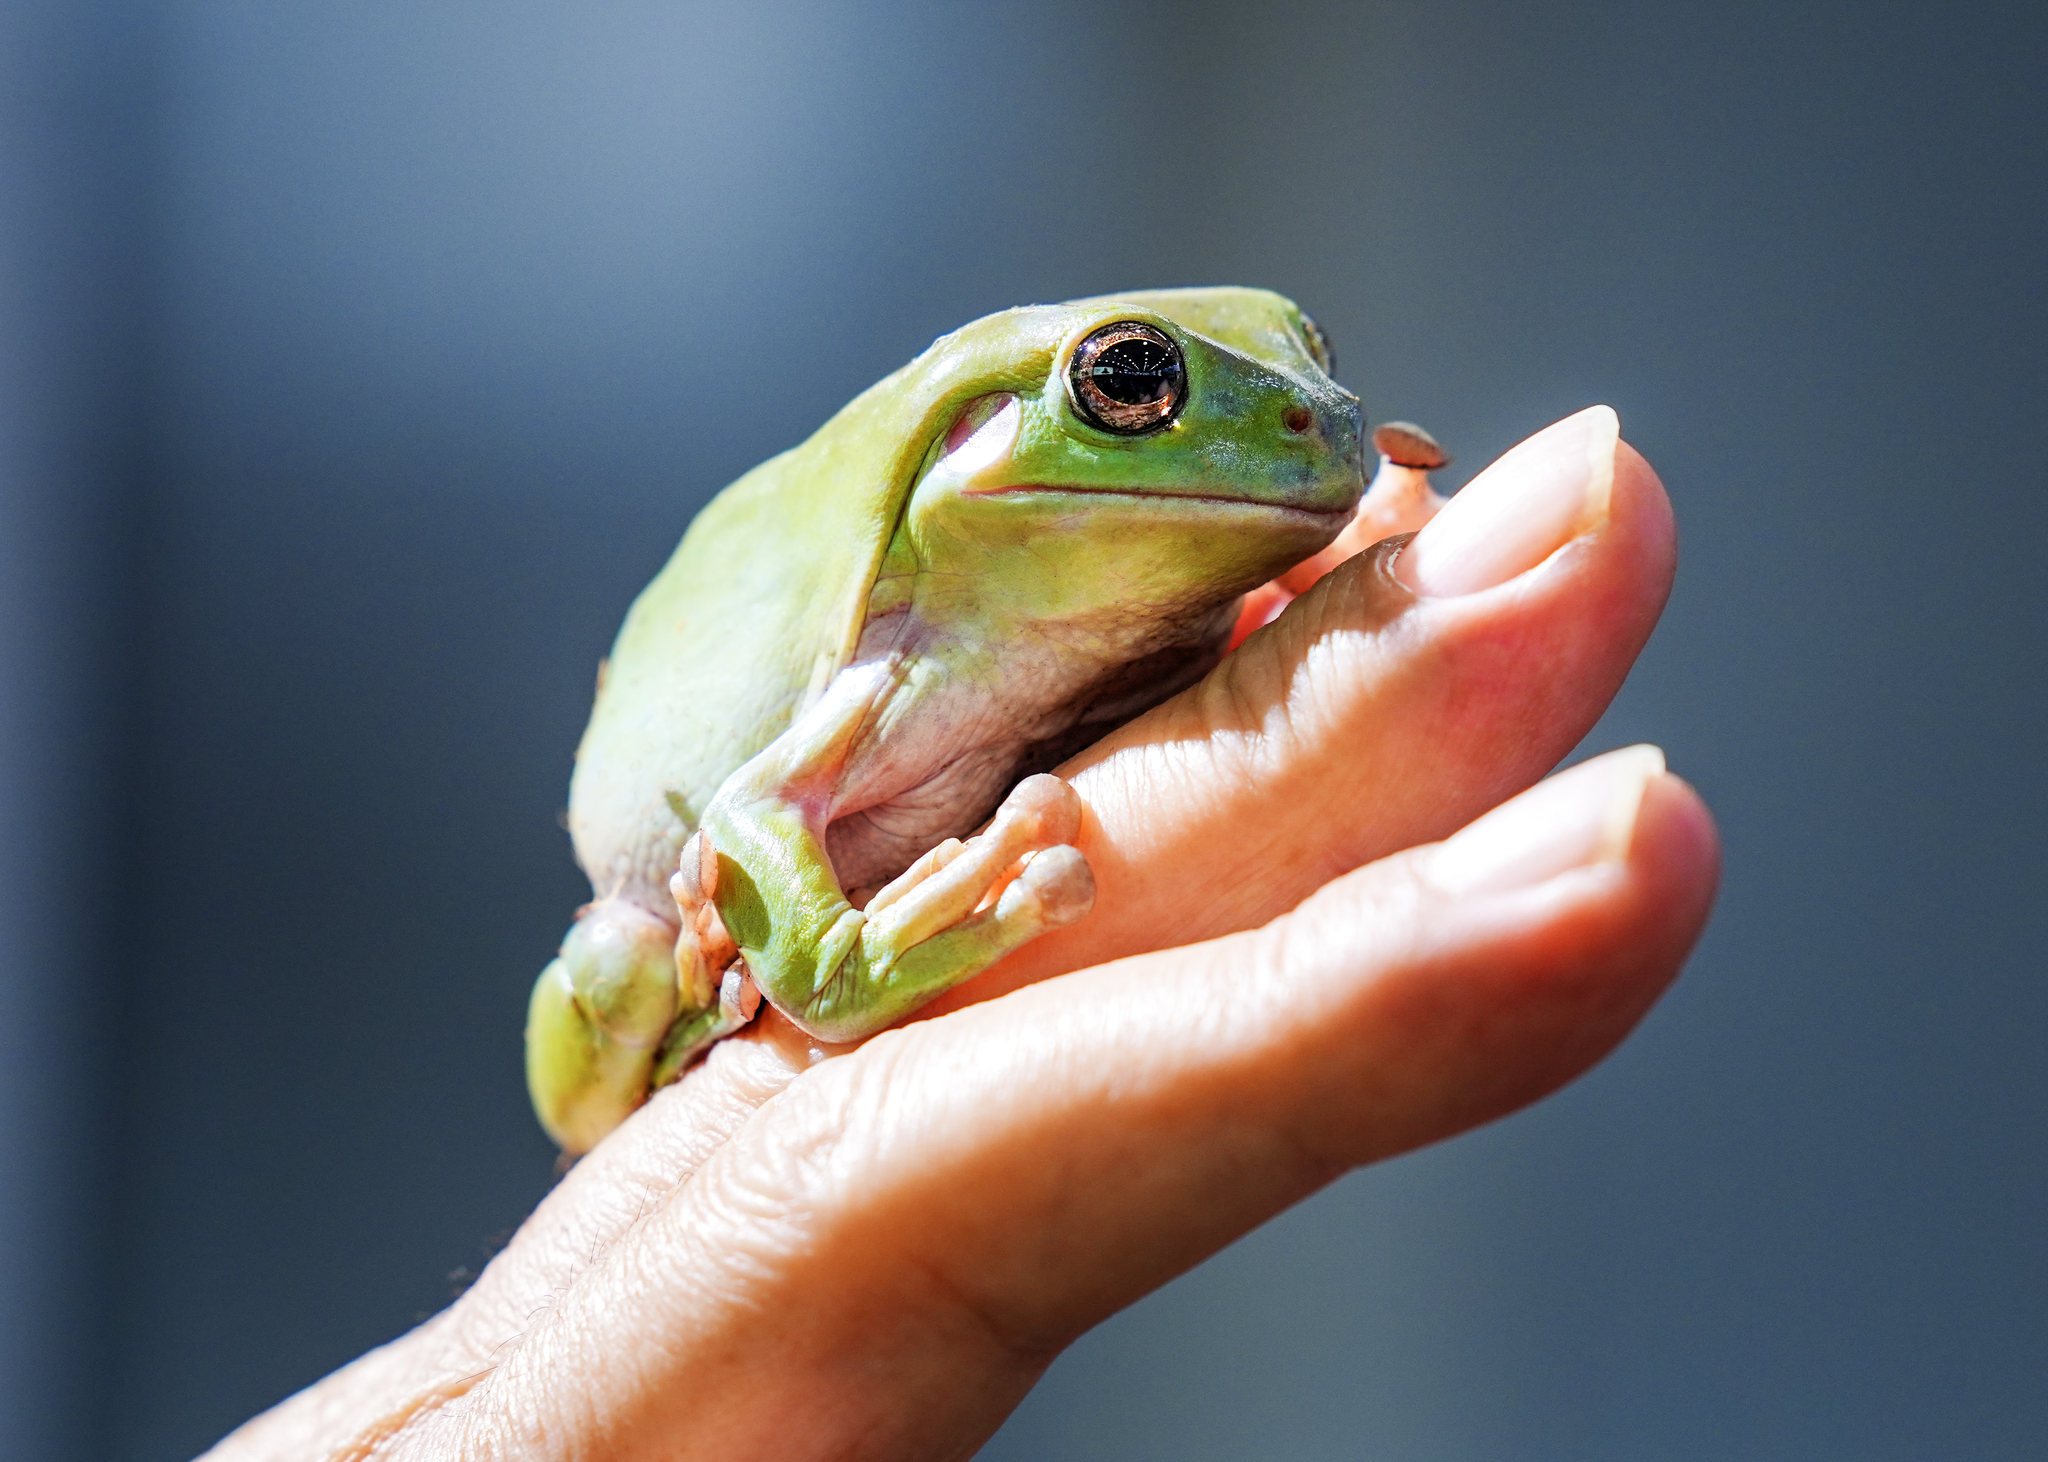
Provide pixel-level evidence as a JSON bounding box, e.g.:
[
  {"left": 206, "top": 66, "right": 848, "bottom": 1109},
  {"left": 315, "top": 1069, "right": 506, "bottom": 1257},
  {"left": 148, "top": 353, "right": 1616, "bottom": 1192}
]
[{"left": 526, "top": 286, "right": 1366, "bottom": 1153}]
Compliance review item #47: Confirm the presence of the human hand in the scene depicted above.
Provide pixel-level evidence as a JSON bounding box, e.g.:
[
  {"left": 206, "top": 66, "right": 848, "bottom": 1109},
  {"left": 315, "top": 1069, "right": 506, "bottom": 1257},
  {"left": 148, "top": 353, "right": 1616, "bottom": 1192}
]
[{"left": 209, "top": 406, "right": 1717, "bottom": 1461}]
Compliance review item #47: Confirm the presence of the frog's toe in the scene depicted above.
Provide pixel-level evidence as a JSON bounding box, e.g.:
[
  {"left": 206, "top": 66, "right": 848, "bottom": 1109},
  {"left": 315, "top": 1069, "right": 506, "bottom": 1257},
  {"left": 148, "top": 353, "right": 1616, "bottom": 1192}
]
[
  {"left": 859, "top": 836, "right": 967, "bottom": 915},
  {"left": 997, "top": 843, "right": 1095, "bottom": 929},
  {"left": 864, "top": 774, "right": 1085, "bottom": 951},
  {"left": 721, "top": 962, "right": 763, "bottom": 1024},
  {"left": 647, "top": 959, "right": 763, "bottom": 1090},
  {"left": 997, "top": 772, "right": 1085, "bottom": 845},
  {"left": 824, "top": 838, "right": 1092, "bottom": 1036}
]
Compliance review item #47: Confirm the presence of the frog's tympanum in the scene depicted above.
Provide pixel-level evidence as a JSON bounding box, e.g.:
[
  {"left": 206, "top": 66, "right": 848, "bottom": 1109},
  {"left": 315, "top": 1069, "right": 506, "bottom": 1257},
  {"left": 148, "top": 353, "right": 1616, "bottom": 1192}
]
[{"left": 527, "top": 287, "right": 1431, "bottom": 1153}]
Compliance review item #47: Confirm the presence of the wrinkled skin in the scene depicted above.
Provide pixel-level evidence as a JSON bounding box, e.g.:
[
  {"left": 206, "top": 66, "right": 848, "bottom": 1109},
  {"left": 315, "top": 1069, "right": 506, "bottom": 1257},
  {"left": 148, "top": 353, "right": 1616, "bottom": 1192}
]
[
  {"left": 209, "top": 407, "right": 1719, "bottom": 1462},
  {"left": 530, "top": 288, "right": 1369, "bottom": 1152}
]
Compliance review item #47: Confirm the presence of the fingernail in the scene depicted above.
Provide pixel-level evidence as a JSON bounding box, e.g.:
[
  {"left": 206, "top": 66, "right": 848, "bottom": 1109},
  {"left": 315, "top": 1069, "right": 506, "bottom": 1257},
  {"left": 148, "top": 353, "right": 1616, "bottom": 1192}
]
[
  {"left": 1394, "top": 405, "right": 1618, "bottom": 597},
  {"left": 1426, "top": 745, "right": 1665, "bottom": 898}
]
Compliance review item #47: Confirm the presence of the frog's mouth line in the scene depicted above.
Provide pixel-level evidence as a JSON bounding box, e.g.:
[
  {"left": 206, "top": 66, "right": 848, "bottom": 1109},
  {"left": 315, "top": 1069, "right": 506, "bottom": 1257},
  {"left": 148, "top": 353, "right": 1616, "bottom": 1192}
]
[{"left": 968, "top": 484, "right": 1354, "bottom": 521}]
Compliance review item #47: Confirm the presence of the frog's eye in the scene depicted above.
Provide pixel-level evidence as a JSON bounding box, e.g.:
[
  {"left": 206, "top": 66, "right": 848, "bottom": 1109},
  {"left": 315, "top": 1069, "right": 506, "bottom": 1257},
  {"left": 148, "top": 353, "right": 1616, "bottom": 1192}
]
[
  {"left": 1067, "top": 322, "right": 1187, "bottom": 435},
  {"left": 1299, "top": 313, "right": 1335, "bottom": 375}
]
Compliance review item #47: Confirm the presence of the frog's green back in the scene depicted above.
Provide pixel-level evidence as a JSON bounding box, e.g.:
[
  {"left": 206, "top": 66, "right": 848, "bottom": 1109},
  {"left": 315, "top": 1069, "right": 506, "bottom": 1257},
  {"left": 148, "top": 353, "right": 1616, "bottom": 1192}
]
[{"left": 566, "top": 287, "right": 1319, "bottom": 910}]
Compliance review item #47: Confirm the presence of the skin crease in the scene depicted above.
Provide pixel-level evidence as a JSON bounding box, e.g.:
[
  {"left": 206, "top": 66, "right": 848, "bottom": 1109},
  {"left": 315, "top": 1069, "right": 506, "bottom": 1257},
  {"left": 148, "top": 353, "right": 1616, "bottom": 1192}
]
[{"left": 206, "top": 418, "right": 1717, "bottom": 1462}]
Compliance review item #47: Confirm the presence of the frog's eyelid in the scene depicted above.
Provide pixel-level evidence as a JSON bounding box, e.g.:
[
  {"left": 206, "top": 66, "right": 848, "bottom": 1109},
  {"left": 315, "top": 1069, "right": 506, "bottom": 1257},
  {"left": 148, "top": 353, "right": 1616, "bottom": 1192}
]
[
  {"left": 1298, "top": 313, "right": 1335, "bottom": 375},
  {"left": 937, "top": 394, "right": 1020, "bottom": 475}
]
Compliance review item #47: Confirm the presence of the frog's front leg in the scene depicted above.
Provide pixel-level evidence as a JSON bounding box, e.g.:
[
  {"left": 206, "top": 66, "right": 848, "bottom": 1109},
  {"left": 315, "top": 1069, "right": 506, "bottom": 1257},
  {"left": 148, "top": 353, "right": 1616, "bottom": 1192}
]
[{"left": 698, "top": 666, "right": 1095, "bottom": 1044}]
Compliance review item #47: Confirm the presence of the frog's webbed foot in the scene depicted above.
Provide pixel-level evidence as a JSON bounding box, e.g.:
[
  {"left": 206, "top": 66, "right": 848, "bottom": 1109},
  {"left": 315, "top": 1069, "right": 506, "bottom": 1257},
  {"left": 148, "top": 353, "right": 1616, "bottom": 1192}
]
[{"left": 852, "top": 772, "right": 1094, "bottom": 989}]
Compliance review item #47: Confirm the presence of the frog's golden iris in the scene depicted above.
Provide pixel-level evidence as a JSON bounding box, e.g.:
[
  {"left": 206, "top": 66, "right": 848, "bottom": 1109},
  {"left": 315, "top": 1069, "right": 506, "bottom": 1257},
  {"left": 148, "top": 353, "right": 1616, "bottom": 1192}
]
[{"left": 1067, "top": 320, "right": 1188, "bottom": 434}]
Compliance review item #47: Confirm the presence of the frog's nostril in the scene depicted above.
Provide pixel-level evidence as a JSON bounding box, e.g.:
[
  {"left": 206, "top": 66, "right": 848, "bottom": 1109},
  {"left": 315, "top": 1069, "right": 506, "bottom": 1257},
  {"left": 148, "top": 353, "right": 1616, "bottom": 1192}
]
[{"left": 1282, "top": 405, "right": 1314, "bottom": 434}]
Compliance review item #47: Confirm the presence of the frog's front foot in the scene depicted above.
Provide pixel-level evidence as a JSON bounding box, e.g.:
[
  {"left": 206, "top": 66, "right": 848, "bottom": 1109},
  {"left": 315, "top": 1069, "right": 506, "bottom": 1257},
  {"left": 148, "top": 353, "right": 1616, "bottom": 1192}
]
[
  {"left": 863, "top": 773, "right": 1093, "bottom": 946},
  {"left": 774, "top": 774, "right": 1093, "bottom": 1041}
]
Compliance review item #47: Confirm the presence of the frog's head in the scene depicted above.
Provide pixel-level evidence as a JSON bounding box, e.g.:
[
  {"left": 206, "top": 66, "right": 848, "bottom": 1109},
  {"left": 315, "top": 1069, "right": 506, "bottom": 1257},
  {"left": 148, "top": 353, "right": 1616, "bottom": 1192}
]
[{"left": 899, "top": 287, "right": 1365, "bottom": 629}]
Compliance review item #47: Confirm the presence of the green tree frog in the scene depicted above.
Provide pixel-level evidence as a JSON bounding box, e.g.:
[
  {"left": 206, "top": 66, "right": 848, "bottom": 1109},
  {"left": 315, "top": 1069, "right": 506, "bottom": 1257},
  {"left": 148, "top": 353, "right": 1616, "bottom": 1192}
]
[{"left": 527, "top": 287, "right": 1373, "bottom": 1153}]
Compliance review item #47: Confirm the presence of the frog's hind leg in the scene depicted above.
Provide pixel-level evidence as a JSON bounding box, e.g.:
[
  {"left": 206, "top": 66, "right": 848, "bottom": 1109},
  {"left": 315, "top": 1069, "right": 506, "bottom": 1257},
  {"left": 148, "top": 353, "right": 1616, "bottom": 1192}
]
[{"left": 524, "top": 898, "right": 682, "bottom": 1154}]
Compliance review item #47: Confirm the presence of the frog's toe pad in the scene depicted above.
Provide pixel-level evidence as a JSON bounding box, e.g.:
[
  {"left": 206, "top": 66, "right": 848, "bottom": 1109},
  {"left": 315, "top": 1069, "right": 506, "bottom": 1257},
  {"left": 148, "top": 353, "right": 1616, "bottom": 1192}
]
[
  {"left": 998, "top": 844, "right": 1094, "bottom": 929},
  {"left": 864, "top": 774, "right": 1089, "bottom": 951},
  {"left": 999, "top": 773, "right": 1084, "bottom": 845},
  {"left": 720, "top": 964, "right": 763, "bottom": 1024}
]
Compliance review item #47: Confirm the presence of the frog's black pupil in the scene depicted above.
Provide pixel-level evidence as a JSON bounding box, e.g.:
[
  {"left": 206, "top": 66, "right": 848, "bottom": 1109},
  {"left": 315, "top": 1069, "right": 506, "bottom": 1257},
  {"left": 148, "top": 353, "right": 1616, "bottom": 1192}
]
[
  {"left": 1068, "top": 321, "right": 1186, "bottom": 433},
  {"left": 1088, "top": 340, "right": 1181, "bottom": 405}
]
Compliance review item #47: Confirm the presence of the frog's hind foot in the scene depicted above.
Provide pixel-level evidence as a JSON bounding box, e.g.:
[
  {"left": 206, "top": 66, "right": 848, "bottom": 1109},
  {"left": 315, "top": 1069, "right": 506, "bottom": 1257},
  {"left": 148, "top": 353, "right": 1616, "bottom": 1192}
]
[
  {"left": 672, "top": 831, "right": 740, "bottom": 1009},
  {"left": 861, "top": 772, "right": 1095, "bottom": 964}
]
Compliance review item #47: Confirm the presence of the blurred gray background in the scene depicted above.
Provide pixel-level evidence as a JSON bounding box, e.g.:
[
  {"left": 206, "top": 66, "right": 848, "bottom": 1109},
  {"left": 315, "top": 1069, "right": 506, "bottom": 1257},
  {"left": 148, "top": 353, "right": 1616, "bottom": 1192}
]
[{"left": 4, "top": 1, "right": 2043, "bottom": 1457}]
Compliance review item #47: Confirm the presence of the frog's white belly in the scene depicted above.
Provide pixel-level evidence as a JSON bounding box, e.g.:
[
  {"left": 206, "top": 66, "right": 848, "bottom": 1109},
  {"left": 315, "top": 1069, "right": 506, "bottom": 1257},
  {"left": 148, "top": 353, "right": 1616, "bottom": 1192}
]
[
  {"left": 820, "top": 601, "right": 1235, "bottom": 899},
  {"left": 580, "top": 594, "right": 1239, "bottom": 921}
]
